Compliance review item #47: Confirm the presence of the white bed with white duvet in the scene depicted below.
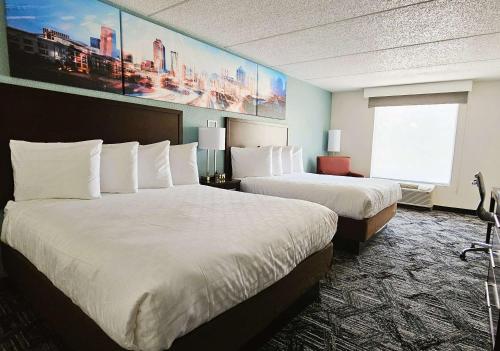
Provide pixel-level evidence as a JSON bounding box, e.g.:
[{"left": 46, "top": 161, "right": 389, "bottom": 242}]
[
  {"left": 240, "top": 172, "right": 402, "bottom": 220},
  {"left": 1, "top": 94, "right": 338, "bottom": 351},
  {"left": 1, "top": 185, "right": 337, "bottom": 351},
  {"left": 226, "top": 122, "right": 402, "bottom": 249}
]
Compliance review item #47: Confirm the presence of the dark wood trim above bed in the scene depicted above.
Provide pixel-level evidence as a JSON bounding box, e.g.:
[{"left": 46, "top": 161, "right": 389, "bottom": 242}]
[{"left": 0, "top": 83, "right": 183, "bottom": 208}]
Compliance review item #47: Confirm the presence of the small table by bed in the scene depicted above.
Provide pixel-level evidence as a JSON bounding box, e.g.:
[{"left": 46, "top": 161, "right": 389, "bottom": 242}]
[{"left": 200, "top": 178, "right": 241, "bottom": 191}]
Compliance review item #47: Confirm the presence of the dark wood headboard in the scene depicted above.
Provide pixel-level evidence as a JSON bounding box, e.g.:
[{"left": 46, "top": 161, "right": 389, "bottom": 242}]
[
  {"left": 0, "top": 83, "right": 183, "bottom": 208},
  {"left": 224, "top": 117, "right": 288, "bottom": 178}
]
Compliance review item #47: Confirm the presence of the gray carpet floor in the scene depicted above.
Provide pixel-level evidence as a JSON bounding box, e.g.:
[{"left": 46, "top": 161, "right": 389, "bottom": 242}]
[
  {"left": 0, "top": 208, "right": 492, "bottom": 350},
  {"left": 261, "top": 209, "right": 491, "bottom": 351}
]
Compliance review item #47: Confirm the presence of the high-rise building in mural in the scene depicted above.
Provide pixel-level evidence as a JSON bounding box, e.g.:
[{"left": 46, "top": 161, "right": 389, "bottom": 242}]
[
  {"left": 170, "top": 51, "right": 178, "bottom": 77},
  {"left": 236, "top": 66, "right": 246, "bottom": 86},
  {"left": 271, "top": 76, "right": 285, "bottom": 97},
  {"left": 153, "top": 39, "right": 166, "bottom": 73},
  {"left": 100, "top": 26, "right": 116, "bottom": 58},
  {"left": 182, "top": 64, "right": 187, "bottom": 81}
]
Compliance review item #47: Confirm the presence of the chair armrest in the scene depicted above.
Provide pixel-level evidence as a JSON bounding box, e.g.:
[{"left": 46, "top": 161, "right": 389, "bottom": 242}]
[{"left": 347, "top": 172, "right": 365, "bottom": 178}]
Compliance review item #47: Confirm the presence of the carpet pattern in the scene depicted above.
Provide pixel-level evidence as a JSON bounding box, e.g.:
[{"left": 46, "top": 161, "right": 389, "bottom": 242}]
[
  {"left": 261, "top": 209, "right": 491, "bottom": 351},
  {"left": 0, "top": 209, "right": 492, "bottom": 351}
]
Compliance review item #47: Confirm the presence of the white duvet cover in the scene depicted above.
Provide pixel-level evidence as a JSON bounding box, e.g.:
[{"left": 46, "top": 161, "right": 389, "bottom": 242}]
[
  {"left": 241, "top": 173, "right": 402, "bottom": 220},
  {"left": 1, "top": 185, "right": 337, "bottom": 351}
]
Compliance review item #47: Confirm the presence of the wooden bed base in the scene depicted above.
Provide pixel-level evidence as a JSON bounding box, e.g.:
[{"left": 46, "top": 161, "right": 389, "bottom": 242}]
[
  {"left": 2, "top": 243, "right": 333, "bottom": 351},
  {"left": 334, "top": 203, "right": 397, "bottom": 253}
]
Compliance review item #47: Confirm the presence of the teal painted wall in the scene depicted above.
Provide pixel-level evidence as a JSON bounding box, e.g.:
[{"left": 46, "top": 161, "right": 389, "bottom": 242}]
[{"left": 0, "top": 1, "right": 331, "bottom": 174}]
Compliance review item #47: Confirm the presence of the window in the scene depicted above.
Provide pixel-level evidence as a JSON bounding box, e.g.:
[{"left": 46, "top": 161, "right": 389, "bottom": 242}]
[{"left": 370, "top": 104, "right": 459, "bottom": 185}]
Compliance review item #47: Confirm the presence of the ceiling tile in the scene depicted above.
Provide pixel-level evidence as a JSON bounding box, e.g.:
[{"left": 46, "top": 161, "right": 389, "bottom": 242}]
[
  {"left": 151, "top": 0, "right": 426, "bottom": 47},
  {"left": 106, "top": 0, "right": 185, "bottom": 16},
  {"left": 229, "top": 0, "right": 500, "bottom": 66},
  {"left": 310, "top": 60, "right": 500, "bottom": 91},
  {"left": 280, "top": 33, "right": 500, "bottom": 80}
]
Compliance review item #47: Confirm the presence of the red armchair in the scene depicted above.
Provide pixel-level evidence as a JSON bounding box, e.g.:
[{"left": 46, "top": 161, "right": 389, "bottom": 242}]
[{"left": 317, "top": 156, "right": 364, "bottom": 177}]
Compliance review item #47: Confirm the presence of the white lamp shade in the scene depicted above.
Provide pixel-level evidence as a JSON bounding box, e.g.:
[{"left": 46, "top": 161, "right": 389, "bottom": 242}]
[
  {"left": 198, "top": 127, "right": 226, "bottom": 150},
  {"left": 328, "top": 129, "right": 341, "bottom": 152}
]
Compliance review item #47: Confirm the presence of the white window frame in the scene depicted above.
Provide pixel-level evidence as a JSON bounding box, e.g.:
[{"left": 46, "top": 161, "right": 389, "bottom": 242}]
[{"left": 370, "top": 104, "right": 459, "bottom": 186}]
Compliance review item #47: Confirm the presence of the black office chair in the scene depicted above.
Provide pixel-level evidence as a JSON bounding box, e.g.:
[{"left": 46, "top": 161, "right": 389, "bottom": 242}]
[{"left": 460, "top": 172, "right": 496, "bottom": 261}]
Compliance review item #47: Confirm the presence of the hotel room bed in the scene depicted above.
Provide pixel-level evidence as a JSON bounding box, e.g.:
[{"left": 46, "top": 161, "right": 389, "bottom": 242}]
[
  {"left": 240, "top": 173, "right": 401, "bottom": 220},
  {"left": 1, "top": 185, "right": 337, "bottom": 350},
  {"left": 225, "top": 118, "right": 402, "bottom": 252},
  {"left": 0, "top": 83, "right": 337, "bottom": 351}
]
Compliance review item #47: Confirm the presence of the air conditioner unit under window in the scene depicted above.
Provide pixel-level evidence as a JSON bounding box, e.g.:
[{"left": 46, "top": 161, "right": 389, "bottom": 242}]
[{"left": 398, "top": 183, "right": 436, "bottom": 209}]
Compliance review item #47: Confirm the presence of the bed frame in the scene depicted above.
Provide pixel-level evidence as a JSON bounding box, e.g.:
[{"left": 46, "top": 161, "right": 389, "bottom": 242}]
[
  {"left": 0, "top": 83, "right": 333, "bottom": 350},
  {"left": 224, "top": 117, "right": 397, "bottom": 253}
]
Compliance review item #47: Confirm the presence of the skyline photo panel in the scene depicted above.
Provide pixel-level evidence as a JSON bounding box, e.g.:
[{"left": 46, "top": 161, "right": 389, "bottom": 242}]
[
  {"left": 257, "top": 65, "right": 287, "bottom": 120},
  {"left": 121, "top": 13, "right": 258, "bottom": 115},
  {"left": 3, "top": 1, "right": 288, "bottom": 118},
  {"left": 5, "top": 0, "right": 123, "bottom": 93}
]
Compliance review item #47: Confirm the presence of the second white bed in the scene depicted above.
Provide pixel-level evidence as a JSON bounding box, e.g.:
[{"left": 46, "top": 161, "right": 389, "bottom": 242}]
[{"left": 240, "top": 173, "right": 402, "bottom": 220}]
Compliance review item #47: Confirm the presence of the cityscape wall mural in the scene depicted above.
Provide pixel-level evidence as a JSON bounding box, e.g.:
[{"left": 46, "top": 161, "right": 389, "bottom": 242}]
[
  {"left": 121, "top": 13, "right": 258, "bottom": 115},
  {"left": 4, "top": 0, "right": 287, "bottom": 119},
  {"left": 4, "top": 0, "right": 123, "bottom": 94}
]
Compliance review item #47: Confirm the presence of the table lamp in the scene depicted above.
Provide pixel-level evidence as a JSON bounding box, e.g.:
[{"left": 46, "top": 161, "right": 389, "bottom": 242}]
[
  {"left": 198, "top": 121, "right": 226, "bottom": 182},
  {"left": 328, "top": 129, "right": 341, "bottom": 154}
]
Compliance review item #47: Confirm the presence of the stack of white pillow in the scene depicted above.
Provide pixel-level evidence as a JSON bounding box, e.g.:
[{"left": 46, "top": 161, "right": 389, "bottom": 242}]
[
  {"left": 231, "top": 145, "right": 304, "bottom": 179},
  {"left": 9, "top": 140, "right": 200, "bottom": 201}
]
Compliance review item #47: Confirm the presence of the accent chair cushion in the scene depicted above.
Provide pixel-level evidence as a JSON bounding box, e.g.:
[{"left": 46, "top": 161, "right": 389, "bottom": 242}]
[{"left": 317, "top": 156, "right": 351, "bottom": 176}]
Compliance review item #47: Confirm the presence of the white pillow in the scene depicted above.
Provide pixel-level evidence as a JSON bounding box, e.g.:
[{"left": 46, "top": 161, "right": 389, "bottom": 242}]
[
  {"left": 138, "top": 141, "right": 173, "bottom": 189},
  {"left": 10, "top": 139, "right": 102, "bottom": 201},
  {"left": 101, "top": 142, "right": 138, "bottom": 193},
  {"left": 272, "top": 146, "right": 283, "bottom": 176},
  {"left": 292, "top": 146, "right": 305, "bottom": 173},
  {"left": 231, "top": 146, "right": 273, "bottom": 178},
  {"left": 170, "top": 142, "right": 199, "bottom": 185},
  {"left": 281, "top": 146, "right": 294, "bottom": 174}
]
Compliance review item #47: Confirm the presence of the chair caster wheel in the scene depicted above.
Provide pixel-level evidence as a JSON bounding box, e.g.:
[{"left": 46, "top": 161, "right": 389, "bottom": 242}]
[{"left": 459, "top": 253, "right": 467, "bottom": 261}]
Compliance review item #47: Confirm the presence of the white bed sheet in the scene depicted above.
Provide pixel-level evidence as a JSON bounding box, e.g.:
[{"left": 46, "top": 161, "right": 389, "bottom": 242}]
[
  {"left": 1, "top": 185, "right": 337, "bottom": 351},
  {"left": 240, "top": 173, "right": 402, "bottom": 220}
]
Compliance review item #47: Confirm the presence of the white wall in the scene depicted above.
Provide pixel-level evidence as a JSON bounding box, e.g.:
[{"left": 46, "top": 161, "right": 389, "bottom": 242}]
[{"left": 331, "top": 80, "right": 500, "bottom": 210}]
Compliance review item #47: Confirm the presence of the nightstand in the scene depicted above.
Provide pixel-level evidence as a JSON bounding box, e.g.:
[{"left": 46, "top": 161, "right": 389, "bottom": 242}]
[{"left": 199, "top": 178, "right": 241, "bottom": 191}]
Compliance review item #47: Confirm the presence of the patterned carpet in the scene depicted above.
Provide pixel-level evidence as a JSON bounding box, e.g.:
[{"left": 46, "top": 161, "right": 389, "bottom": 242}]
[
  {"left": 0, "top": 209, "right": 491, "bottom": 351},
  {"left": 261, "top": 209, "right": 491, "bottom": 351}
]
